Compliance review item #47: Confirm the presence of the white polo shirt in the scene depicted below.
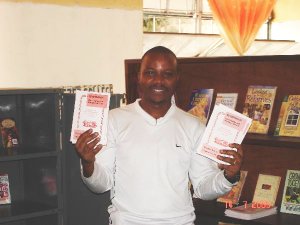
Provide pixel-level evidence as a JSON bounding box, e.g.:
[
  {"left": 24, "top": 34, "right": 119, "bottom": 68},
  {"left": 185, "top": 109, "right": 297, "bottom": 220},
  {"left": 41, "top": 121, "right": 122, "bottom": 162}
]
[{"left": 82, "top": 99, "right": 233, "bottom": 225}]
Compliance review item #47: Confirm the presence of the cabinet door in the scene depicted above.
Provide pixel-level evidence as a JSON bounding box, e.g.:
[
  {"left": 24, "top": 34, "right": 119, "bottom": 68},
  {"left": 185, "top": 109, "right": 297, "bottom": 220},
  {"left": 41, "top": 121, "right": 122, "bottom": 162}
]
[{"left": 62, "top": 94, "right": 123, "bottom": 225}]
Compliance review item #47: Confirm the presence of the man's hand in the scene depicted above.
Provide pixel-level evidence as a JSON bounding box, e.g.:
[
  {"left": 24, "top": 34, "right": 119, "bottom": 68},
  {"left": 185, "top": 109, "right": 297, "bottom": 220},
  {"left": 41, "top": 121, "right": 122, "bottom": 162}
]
[
  {"left": 217, "top": 143, "right": 243, "bottom": 183},
  {"left": 75, "top": 129, "right": 103, "bottom": 177}
]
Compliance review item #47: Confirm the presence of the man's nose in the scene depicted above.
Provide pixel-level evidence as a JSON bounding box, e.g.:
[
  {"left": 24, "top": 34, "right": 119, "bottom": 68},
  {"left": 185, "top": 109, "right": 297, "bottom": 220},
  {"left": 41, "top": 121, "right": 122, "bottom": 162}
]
[{"left": 153, "top": 72, "right": 164, "bottom": 84}]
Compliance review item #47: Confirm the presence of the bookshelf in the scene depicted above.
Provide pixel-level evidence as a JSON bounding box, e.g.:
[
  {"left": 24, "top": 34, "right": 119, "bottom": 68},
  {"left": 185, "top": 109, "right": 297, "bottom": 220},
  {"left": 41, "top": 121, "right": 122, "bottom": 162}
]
[{"left": 125, "top": 54, "right": 300, "bottom": 225}]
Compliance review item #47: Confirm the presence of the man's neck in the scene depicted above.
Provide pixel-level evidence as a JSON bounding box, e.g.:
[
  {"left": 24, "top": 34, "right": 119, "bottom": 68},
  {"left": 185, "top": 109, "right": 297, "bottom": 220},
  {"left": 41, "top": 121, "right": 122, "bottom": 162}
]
[{"left": 139, "top": 100, "right": 172, "bottom": 119}]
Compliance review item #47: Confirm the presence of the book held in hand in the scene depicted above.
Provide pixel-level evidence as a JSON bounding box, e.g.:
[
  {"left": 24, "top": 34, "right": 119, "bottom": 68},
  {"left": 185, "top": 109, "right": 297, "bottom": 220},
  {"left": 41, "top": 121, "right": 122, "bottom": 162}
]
[
  {"left": 242, "top": 85, "right": 277, "bottom": 134},
  {"left": 197, "top": 104, "right": 252, "bottom": 165},
  {"left": 0, "top": 118, "right": 19, "bottom": 149},
  {"left": 225, "top": 203, "right": 277, "bottom": 220},
  {"left": 252, "top": 174, "right": 281, "bottom": 207},
  {"left": 188, "top": 88, "right": 214, "bottom": 125},
  {"left": 217, "top": 170, "right": 248, "bottom": 205},
  {"left": 274, "top": 95, "right": 300, "bottom": 137},
  {"left": 0, "top": 173, "right": 11, "bottom": 204},
  {"left": 280, "top": 170, "right": 300, "bottom": 215},
  {"left": 215, "top": 93, "right": 238, "bottom": 110},
  {"left": 70, "top": 90, "right": 110, "bottom": 145}
]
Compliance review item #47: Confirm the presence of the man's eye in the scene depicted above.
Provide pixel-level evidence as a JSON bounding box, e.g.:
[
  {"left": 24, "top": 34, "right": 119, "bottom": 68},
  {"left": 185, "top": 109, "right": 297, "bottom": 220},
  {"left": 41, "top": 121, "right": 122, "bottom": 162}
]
[
  {"left": 164, "top": 72, "right": 174, "bottom": 78},
  {"left": 145, "top": 70, "right": 155, "bottom": 76}
]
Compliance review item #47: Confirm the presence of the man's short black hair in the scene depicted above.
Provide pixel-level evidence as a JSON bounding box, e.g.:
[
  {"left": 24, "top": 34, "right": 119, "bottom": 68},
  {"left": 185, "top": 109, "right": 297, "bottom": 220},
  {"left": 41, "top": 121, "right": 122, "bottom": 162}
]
[
  {"left": 141, "top": 46, "right": 177, "bottom": 62},
  {"left": 139, "top": 46, "right": 178, "bottom": 74}
]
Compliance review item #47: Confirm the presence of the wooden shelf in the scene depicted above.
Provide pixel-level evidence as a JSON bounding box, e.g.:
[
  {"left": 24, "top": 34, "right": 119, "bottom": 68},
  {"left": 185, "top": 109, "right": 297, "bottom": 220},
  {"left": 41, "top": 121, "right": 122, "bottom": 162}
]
[
  {"left": 244, "top": 134, "right": 300, "bottom": 149},
  {"left": 0, "top": 200, "right": 59, "bottom": 224},
  {"left": 0, "top": 149, "right": 58, "bottom": 162}
]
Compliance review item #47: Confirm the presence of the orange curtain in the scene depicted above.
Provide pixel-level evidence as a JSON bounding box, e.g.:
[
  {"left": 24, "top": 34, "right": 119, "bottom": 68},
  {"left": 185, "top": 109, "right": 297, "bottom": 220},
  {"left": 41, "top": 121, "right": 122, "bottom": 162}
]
[{"left": 208, "top": 0, "right": 277, "bottom": 55}]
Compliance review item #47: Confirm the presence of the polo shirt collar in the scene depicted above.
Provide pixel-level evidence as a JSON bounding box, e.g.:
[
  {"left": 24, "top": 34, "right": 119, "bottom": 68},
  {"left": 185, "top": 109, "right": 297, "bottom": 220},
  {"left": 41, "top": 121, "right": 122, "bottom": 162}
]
[{"left": 134, "top": 99, "right": 176, "bottom": 126}]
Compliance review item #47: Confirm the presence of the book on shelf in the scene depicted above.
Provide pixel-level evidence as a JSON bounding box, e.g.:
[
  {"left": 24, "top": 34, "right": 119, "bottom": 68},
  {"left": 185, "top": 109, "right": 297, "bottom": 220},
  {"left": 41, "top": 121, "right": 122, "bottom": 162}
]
[
  {"left": 242, "top": 85, "right": 277, "bottom": 134},
  {"left": 0, "top": 118, "right": 19, "bottom": 149},
  {"left": 217, "top": 170, "right": 248, "bottom": 205},
  {"left": 225, "top": 203, "right": 277, "bottom": 220},
  {"left": 188, "top": 88, "right": 214, "bottom": 125},
  {"left": 197, "top": 104, "right": 252, "bottom": 165},
  {"left": 70, "top": 90, "right": 110, "bottom": 145},
  {"left": 0, "top": 173, "right": 11, "bottom": 204},
  {"left": 280, "top": 170, "right": 300, "bottom": 215},
  {"left": 274, "top": 95, "right": 300, "bottom": 137},
  {"left": 252, "top": 174, "right": 281, "bottom": 207},
  {"left": 215, "top": 93, "right": 238, "bottom": 110},
  {"left": 218, "top": 222, "right": 241, "bottom": 225}
]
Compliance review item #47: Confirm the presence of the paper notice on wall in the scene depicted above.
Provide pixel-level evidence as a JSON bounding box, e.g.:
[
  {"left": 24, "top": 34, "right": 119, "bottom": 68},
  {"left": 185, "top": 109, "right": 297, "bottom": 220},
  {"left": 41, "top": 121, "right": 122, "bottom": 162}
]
[
  {"left": 70, "top": 90, "right": 110, "bottom": 145},
  {"left": 197, "top": 104, "right": 252, "bottom": 164}
]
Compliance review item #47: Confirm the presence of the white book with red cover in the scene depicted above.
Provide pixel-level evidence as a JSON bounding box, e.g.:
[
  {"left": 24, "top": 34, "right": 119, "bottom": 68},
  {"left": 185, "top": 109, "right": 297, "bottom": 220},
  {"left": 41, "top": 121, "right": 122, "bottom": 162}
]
[
  {"left": 70, "top": 90, "right": 110, "bottom": 145},
  {"left": 0, "top": 173, "right": 11, "bottom": 204},
  {"left": 197, "top": 104, "right": 252, "bottom": 164}
]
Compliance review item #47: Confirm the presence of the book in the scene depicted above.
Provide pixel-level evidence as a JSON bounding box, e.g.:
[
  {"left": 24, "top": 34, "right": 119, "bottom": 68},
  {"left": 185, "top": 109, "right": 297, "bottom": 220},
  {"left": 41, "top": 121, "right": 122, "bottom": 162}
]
[
  {"left": 215, "top": 93, "right": 238, "bottom": 110},
  {"left": 197, "top": 104, "right": 252, "bottom": 165},
  {"left": 252, "top": 174, "right": 281, "bottom": 207},
  {"left": 217, "top": 170, "right": 248, "bottom": 205},
  {"left": 242, "top": 85, "right": 277, "bottom": 134},
  {"left": 280, "top": 170, "right": 300, "bottom": 215},
  {"left": 70, "top": 90, "right": 110, "bottom": 145},
  {"left": 225, "top": 203, "right": 277, "bottom": 220},
  {"left": 0, "top": 118, "right": 19, "bottom": 149},
  {"left": 218, "top": 222, "right": 241, "bottom": 225},
  {"left": 188, "top": 89, "right": 214, "bottom": 124},
  {"left": 274, "top": 95, "right": 300, "bottom": 137},
  {"left": 0, "top": 174, "right": 11, "bottom": 204}
]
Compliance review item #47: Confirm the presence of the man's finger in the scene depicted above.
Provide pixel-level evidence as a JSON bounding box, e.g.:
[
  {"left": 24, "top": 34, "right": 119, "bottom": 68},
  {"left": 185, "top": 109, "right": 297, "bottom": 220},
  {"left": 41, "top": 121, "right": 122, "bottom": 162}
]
[
  {"left": 229, "top": 143, "right": 243, "bottom": 155},
  {"left": 93, "top": 144, "right": 103, "bottom": 155},
  {"left": 76, "top": 131, "right": 98, "bottom": 153},
  {"left": 86, "top": 136, "right": 100, "bottom": 151},
  {"left": 217, "top": 155, "right": 231, "bottom": 165},
  {"left": 76, "top": 129, "right": 92, "bottom": 149}
]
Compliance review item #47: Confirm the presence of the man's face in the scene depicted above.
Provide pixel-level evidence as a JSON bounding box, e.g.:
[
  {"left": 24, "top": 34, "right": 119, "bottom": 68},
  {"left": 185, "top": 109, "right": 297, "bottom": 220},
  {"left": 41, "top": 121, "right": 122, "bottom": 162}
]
[{"left": 138, "top": 52, "right": 179, "bottom": 105}]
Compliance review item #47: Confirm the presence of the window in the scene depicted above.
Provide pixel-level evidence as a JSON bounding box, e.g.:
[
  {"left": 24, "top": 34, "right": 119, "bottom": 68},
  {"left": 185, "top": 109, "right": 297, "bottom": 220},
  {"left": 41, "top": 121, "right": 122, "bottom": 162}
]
[{"left": 143, "top": 0, "right": 270, "bottom": 39}]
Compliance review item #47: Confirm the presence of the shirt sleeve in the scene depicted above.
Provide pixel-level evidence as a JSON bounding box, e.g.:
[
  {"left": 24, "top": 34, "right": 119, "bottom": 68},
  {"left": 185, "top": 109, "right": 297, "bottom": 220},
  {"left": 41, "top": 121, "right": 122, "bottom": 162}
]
[
  {"left": 80, "top": 112, "right": 117, "bottom": 193},
  {"left": 189, "top": 122, "right": 234, "bottom": 200}
]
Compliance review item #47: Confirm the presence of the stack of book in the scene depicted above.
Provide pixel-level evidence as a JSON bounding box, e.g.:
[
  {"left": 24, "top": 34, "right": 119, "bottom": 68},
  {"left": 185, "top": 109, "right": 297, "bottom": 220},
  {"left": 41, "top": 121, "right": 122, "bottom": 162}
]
[{"left": 225, "top": 203, "right": 277, "bottom": 220}]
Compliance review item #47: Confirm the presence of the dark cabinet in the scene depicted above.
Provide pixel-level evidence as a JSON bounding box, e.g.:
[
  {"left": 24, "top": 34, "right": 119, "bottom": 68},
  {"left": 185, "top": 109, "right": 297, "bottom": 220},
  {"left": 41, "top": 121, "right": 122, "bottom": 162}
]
[
  {"left": 0, "top": 89, "right": 123, "bottom": 225},
  {"left": 0, "top": 89, "right": 62, "bottom": 225}
]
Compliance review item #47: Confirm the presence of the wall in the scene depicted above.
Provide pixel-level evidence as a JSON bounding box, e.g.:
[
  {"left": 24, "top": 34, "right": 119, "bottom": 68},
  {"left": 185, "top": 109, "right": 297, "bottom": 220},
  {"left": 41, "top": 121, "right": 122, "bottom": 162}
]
[{"left": 0, "top": 0, "right": 143, "bottom": 93}]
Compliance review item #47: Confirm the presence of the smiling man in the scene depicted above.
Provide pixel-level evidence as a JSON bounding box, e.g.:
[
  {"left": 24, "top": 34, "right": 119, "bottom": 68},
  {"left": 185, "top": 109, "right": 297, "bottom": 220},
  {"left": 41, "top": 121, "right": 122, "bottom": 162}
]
[{"left": 75, "top": 46, "right": 243, "bottom": 225}]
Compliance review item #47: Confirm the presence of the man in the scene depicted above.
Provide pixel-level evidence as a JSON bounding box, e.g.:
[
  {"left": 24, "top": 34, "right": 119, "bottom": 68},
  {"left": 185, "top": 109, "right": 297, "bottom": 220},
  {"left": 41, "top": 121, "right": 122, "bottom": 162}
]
[{"left": 75, "top": 46, "right": 243, "bottom": 225}]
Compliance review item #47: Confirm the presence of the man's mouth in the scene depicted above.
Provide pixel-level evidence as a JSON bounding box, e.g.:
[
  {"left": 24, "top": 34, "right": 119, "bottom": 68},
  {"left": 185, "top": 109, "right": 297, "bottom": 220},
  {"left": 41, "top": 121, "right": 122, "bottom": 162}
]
[
  {"left": 150, "top": 86, "right": 167, "bottom": 93},
  {"left": 153, "top": 88, "right": 164, "bottom": 93}
]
